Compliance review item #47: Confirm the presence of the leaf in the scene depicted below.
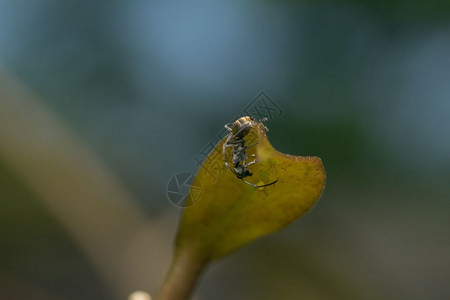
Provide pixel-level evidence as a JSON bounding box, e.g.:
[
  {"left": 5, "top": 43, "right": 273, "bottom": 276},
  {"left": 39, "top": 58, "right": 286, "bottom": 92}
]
[{"left": 175, "top": 120, "right": 326, "bottom": 261}]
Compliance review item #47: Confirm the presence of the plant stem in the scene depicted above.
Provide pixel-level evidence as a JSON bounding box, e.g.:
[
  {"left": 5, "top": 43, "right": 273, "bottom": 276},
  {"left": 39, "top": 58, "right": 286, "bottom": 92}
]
[{"left": 157, "top": 247, "right": 209, "bottom": 300}]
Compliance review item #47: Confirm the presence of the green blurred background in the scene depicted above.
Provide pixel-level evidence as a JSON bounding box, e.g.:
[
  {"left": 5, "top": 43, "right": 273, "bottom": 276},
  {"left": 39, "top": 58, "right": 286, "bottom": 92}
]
[{"left": 0, "top": 1, "right": 449, "bottom": 299}]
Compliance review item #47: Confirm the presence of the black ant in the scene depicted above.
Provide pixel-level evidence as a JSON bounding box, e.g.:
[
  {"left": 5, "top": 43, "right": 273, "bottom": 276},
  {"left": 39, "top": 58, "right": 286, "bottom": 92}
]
[{"left": 222, "top": 116, "right": 278, "bottom": 188}]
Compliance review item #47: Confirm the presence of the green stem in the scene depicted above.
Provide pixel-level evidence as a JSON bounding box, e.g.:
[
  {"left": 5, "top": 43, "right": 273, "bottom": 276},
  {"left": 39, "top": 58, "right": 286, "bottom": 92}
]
[{"left": 157, "top": 247, "right": 209, "bottom": 300}]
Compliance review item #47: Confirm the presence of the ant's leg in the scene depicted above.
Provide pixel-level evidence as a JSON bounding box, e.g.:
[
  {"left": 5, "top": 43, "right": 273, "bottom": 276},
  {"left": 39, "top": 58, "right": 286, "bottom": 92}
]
[
  {"left": 227, "top": 139, "right": 244, "bottom": 145},
  {"left": 241, "top": 156, "right": 278, "bottom": 187},
  {"left": 242, "top": 178, "right": 278, "bottom": 188},
  {"left": 254, "top": 117, "right": 269, "bottom": 131},
  {"left": 245, "top": 142, "right": 258, "bottom": 150},
  {"left": 222, "top": 137, "right": 235, "bottom": 174},
  {"left": 224, "top": 124, "right": 233, "bottom": 132},
  {"left": 243, "top": 150, "right": 257, "bottom": 168},
  {"left": 244, "top": 160, "right": 257, "bottom": 168},
  {"left": 224, "top": 160, "right": 234, "bottom": 174},
  {"left": 247, "top": 154, "right": 256, "bottom": 163}
]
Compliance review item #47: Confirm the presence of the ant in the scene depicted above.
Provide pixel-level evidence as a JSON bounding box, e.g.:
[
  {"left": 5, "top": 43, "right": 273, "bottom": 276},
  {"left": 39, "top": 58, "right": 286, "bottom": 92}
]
[{"left": 222, "top": 116, "right": 278, "bottom": 188}]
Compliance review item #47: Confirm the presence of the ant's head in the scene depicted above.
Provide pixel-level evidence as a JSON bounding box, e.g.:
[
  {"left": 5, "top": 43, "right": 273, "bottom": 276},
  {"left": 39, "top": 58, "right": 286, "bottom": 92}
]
[{"left": 232, "top": 116, "right": 256, "bottom": 138}]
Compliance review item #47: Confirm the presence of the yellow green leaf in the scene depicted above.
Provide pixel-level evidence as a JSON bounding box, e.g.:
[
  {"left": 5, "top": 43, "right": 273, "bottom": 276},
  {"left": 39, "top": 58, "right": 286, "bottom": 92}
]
[{"left": 175, "top": 119, "right": 326, "bottom": 260}]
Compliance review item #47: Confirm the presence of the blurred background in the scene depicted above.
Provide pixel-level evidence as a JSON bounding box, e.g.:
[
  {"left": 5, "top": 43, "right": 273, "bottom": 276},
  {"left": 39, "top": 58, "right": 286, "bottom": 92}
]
[{"left": 0, "top": 0, "right": 449, "bottom": 299}]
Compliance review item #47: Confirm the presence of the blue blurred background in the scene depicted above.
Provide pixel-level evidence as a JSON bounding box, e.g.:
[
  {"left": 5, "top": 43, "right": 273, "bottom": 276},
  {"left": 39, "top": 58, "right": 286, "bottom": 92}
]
[{"left": 0, "top": 1, "right": 449, "bottom": 299}]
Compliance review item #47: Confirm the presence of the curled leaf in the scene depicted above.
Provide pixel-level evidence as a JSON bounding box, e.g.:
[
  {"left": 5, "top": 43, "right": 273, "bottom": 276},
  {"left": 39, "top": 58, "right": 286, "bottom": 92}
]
[{"left": 176, "top": 119, "right": 325, "bottom": 260}]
